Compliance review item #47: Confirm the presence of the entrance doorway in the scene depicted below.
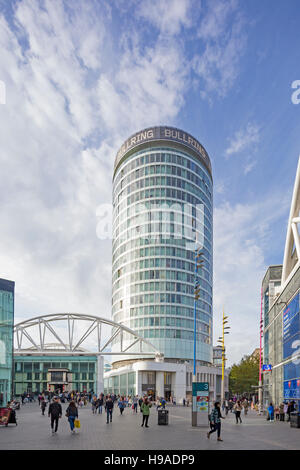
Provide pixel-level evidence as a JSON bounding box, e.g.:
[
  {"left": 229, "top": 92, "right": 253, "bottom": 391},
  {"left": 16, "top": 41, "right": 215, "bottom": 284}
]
[{"left": 54, "top": 385, "right": 63, "bottom": 394}]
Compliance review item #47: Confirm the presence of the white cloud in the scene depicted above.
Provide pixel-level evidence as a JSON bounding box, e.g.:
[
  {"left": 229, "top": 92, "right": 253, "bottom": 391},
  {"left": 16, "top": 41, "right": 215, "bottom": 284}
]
[
  {"left": 0, "top": 0, "right": 191, "bottom": 326},
  {"left": 0, "top": 0, "right": 256, "bottom": 365},
  {"left": 213, "top": 193, "right": 290, "bottom": 365},
  {"left": 136, "top": 0, "right": 195, "bottom": 36},
  {"left": 193, "top": 0, "right": 247, "bottom": 97},
  {"left": 244, "top": 160, "right": 257, "bottom": 175},
  {"left": 226, "top": 122, "right": 260, "bottom": 156}
]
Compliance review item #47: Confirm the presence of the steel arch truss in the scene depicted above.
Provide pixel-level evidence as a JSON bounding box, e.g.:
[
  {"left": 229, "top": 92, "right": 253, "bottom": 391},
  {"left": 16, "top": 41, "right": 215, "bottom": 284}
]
[{"left": 14, "top": 313, "right": 162, "bottom": 357}]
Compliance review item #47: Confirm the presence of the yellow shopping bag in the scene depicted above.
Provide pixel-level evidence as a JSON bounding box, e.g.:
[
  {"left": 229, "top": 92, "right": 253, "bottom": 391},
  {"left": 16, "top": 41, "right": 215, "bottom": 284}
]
[{"left": 74, "top": 419, "right": 80, "bottom": 428}]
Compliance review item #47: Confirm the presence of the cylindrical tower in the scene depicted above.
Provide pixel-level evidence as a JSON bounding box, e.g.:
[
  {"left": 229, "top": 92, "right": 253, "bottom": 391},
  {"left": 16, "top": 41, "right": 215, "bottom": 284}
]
[{"left": 112, "top": 126, "right": 213, "bottom": 366}]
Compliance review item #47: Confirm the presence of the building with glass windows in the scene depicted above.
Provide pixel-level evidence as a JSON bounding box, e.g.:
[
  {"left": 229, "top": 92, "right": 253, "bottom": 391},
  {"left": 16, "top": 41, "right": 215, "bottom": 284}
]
[
  {"left": 262, "top": 158, "right": 300, "bottom": 408},
  {"left": 0, "top": 278, "right": 15, "bottom": 406},
  {"left": 13, "top": 355, "right": 99, "bottom": 396},
  {"left": 104, "top": 126, "right": 228, "bottom": 402}
]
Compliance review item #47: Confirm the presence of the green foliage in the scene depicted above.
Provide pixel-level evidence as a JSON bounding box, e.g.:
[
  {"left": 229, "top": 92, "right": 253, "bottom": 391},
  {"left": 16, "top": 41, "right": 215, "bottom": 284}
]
[{"left": 229, "top": 355, "right": 259, "bottom": 396}]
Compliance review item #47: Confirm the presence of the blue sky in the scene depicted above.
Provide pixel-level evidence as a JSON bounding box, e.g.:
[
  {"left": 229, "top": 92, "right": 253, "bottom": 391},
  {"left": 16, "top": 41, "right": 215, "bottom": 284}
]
[{"left": 0, "top": 0, "right": 300, "bottom": 365}]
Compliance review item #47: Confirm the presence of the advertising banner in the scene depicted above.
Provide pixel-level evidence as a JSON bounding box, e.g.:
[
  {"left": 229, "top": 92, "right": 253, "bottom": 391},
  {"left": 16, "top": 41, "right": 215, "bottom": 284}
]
[{"left": 192, "top": 382, "right": 209, "bottom": 426}]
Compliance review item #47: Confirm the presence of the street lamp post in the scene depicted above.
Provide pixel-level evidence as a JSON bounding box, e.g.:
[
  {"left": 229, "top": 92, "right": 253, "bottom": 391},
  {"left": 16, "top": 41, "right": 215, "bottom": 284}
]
[
  {"left": 217, "top": 311, "right": 230, "bottom": 405},
  {"left": 193, "top": 248, "right": 204, "bottom": 382},
  {"left": 192, "top": 248, "right": 204, "bottom": 427}
]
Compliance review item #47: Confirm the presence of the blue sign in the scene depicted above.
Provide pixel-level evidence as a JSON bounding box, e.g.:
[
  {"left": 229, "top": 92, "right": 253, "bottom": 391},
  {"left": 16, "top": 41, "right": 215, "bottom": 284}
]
[
  {"left": 262, "top": 364, "right": 272, "bottom": 371},
  {"left": 284, "top": 379, "right": 300, "bottom": 400},
  {"left": 283, "top": 294, "right": 300, "bottom": 360}
]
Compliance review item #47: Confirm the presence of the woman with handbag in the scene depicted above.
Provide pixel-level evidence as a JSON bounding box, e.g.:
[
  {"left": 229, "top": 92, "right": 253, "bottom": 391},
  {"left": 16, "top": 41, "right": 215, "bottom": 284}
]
[{"left": 66, "top": 400, "right": 79, "bottom": 434}]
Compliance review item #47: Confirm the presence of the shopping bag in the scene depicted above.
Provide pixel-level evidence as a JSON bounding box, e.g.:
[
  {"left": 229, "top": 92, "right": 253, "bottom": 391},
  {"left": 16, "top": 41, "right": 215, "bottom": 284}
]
[{"left": 74, "top": 419, "right": 80, "bottom": 428}]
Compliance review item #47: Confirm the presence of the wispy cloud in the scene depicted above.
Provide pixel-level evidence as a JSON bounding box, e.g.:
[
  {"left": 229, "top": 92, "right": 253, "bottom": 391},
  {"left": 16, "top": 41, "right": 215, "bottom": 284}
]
[
  {"left": 244, "top": 160, "right": 257, "bottom": 175},
  {"left": 213, "top": 192, "right": 290, "bottom": 365},
  {"left": 193, "top": 0, "right": 247, "bottom": 98},
  {"left": 226, "top": 122, "right": 260, "bottom": 156},
  {"left": 135, "top": 0, "right": 195, "bottom": 36}
]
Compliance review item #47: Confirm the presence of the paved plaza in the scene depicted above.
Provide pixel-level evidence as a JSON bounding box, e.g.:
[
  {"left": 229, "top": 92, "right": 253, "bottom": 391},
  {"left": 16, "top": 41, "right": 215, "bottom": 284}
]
[{"left": 1, "top": 402, "right": 300, "bottom": 450}]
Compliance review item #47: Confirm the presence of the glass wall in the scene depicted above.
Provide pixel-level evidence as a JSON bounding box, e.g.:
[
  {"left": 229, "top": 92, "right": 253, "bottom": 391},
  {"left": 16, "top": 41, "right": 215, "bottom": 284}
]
[
  {"left": 104, "top": 371, "right": 136, "bottom": 396},
  {"left": 0, "top": 279, "right": 14, "bottom": 406},
  {"left": 14, "top": 356, "right": 98, "bottom": 395},
  {"left": 112, "top": 144, "right": 213, "bottom": 363}
]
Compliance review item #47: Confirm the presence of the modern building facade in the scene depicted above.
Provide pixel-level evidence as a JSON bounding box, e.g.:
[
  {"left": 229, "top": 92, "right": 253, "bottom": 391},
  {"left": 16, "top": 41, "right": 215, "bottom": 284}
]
[
  {"left": 105, "top": 126, "right": 228, "bottom": 402},
  {"left": 263, "top": 158, "right": 300, "bottom": 407},
  {"left": 0, "top": 278, "right": 15, "bottom": 406},
  {"left": 14, "top": 355, "right": 98, "bottom": 396},
  {"left": 112, "top": 126, "right": 213, "bottom": 364}
]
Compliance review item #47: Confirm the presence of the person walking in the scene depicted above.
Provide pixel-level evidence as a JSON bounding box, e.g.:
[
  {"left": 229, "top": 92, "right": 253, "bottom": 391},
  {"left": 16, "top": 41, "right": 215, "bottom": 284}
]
[
  {"left": 133, "top": 395, "right": 138, "bottom": 413},
  {"left": 287, "top": 401, "right": 295, "bottom": 422},
  {"left": 279, "top": 402, "right": 285, "bottom": 421},
  {"left": 118, "top": 397, "right": 125, "bottom": 415},
  {"left": 275, "top": 405, "right": 280, "bottom": 421},
  {"left": 105, "top": 395, "right": 114, "bottom": 423},
  {"left": 48, "top": 397, "right": 62, "bottom": 435},
  {"left": 138, "top": 396, "right": 143, "bottom": 413},
  {"left": 98, "top": 394, "right": 104, "bottom": 414},
  {"left": 234, "top": 401, "right": 242, "bottom": 423},
  {"left": 268, "top": 403, "right": 274, "bottom": 422},
  {"left": 207, "top": 402, "right": 224, "bottom": 441},
  {"left": 65, "top": 400, "right": 79, "bottom": 434},
  {"left": 41, "top": 396, "right": 47, "bottom": 416},
  {"left": 141, "top": 397, "right": 152, "bottom": 428},
  {"left": 91, "top": 395, "right": 98, "bottom": 415}
]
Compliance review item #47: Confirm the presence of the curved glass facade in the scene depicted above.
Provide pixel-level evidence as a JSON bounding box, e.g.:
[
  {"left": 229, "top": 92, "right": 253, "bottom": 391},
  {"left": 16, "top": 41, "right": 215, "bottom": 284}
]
[{"left": 112, "top": 128, "right": 213, "bottom": 363}]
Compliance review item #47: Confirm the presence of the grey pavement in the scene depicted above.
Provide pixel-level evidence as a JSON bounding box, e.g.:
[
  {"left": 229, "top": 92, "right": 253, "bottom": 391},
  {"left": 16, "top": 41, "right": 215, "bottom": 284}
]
[{"left": 1, "top": 403, "right": 300, "bottom": 450}]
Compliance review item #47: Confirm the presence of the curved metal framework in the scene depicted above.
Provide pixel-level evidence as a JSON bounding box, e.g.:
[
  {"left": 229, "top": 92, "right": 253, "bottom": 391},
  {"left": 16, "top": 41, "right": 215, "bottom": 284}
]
[{"left": 14, "top": 313, "right": 163, "bottom": 357}]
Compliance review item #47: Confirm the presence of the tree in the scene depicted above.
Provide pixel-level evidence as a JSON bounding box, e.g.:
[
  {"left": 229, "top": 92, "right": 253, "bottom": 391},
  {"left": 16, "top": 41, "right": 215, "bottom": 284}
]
[{"left": 229, "top": 354, "right": 259, "bottom": 397}]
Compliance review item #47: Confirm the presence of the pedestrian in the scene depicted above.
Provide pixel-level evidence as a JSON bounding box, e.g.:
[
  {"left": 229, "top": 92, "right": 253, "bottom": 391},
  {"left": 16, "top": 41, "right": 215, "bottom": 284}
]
[
  {"left": 207, "top": 402, "right": 224, "bottom": 441},
  {"left": 98, "top": 394, "right": 103, "bottom": 414},
  {"left": 41, "top": 396, "right": 47, "bottom": 416},
  {"left": 48, "top": 396, "right": 62, "bottom": 435},
  {"left": 275, "top": 405, "right": 280, "bottom": 421},
  {"left": 224, "top": 399, "right": 229, "bottom": 416},
  {"left": 279, "top": 402, "right": 285, "bottom": 421},
  {"left": 183, "top": 398, "right": 186, "bottom": 406},
  {"left": 287, "top": 401, "right": 295, "bottom": 422},
  {"left": 118, "top": 397, "right": 125, "bottom": 415},
  {"left": 105, "top": 395, "right": 114, "bottom": 423},
  {"left": 284, "top": 402, "right": 288, "bottom": 419},
  {"left": 234, "top": 401, "right": 242, "bottom": 423},
  {"left": 138, "top": 396, "right": 143, "bottom": 412},
  {"left": 268, "top": 402, "right": 274, "bottom": 422},
  {"left": 243, "top": 399, "right": 248, "bottom": 415},
  {"left": 65, "top": 400, "right": 79, "bottom": 434},
  {"left": 91, "top": 395, "right": 98, "bottom": 414},
  {"left": 141, "top": 397, "right": 152, "bottom": 427},
  {"left": 133, "top": 395, "right": 138, "bottom": 413}
]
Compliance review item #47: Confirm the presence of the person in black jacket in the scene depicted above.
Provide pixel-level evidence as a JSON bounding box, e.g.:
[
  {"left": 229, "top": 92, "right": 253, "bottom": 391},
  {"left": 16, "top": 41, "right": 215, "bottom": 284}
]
[
  {"left": 48, "top": 397, "right": 62, "bottom": 434},
  {"left": 105, "top": 395, "right": 114, "bottom": 423},
  {"left": 66, "top": 401, "right": 78, "bottom": 434}
]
